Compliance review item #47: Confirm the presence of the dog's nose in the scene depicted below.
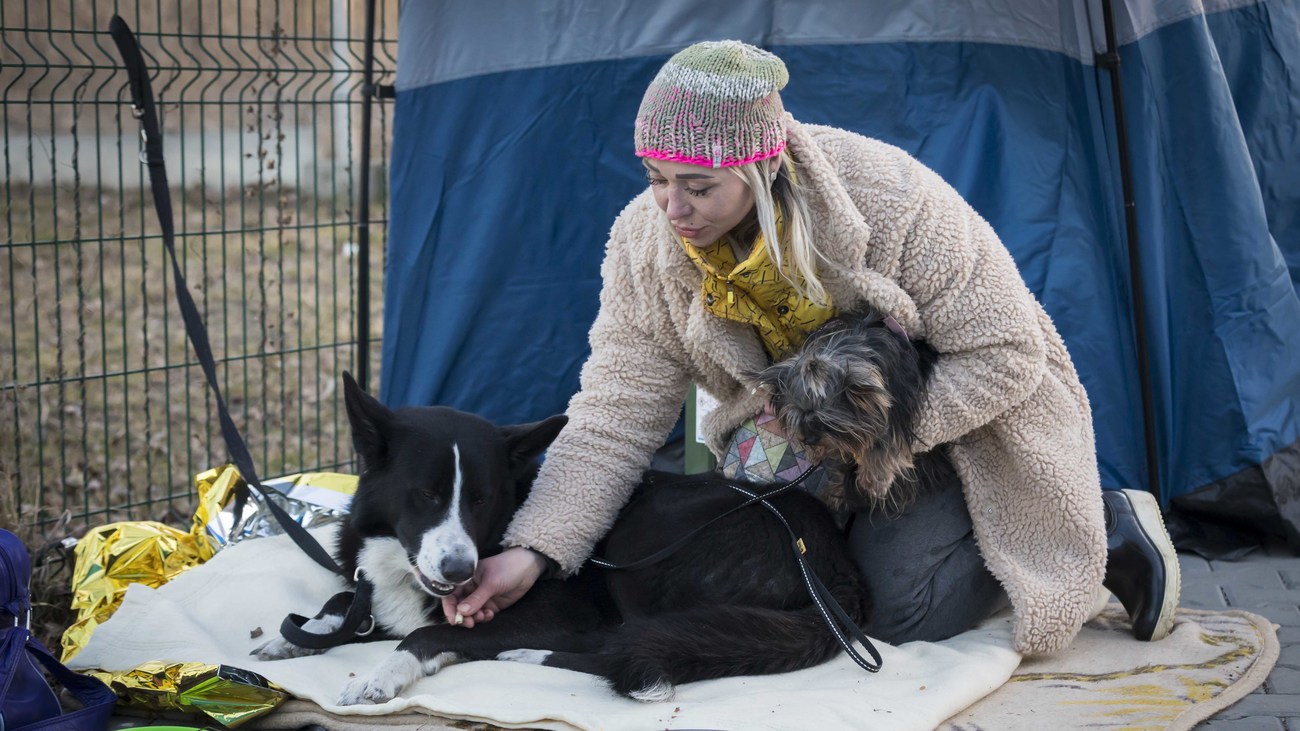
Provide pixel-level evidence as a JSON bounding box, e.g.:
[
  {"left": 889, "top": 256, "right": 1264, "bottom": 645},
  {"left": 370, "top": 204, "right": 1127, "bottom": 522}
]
[{"left": 439, "top": 555, "right": 475, "bottom": 584}]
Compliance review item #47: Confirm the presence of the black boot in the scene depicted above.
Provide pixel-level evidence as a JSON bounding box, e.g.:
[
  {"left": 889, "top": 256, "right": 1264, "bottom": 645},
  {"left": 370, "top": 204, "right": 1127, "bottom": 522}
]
[{"left": 1103, "top": 489, "right": 1181, "bottom": 641}]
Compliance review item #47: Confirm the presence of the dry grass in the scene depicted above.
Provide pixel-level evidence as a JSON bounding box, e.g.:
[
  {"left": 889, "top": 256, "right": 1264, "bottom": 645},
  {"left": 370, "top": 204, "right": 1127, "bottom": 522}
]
[
  {"left": 2, "top": 180, "right": 384, "bottom": 526},
  {"left": 0, "top": 180, "right": 384, "bottom": 648}
]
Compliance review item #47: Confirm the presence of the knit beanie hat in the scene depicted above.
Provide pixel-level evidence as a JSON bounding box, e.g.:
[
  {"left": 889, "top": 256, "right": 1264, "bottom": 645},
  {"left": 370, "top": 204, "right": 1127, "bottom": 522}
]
[{"left": 635, "top": 40, "right": 789, "bottom": 168}]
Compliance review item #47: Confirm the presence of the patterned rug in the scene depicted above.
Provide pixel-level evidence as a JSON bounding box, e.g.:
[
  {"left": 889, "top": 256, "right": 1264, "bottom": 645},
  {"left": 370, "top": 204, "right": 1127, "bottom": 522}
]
[{"left": 942, "top": 605, "right": 1279, "bottom": 731}]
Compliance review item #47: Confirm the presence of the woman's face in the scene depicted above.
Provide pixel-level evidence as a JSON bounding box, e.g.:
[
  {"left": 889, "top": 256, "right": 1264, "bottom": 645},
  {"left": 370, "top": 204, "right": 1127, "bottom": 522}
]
[{"left": 644, "top": 159, "right": 754, "bottom": 247}]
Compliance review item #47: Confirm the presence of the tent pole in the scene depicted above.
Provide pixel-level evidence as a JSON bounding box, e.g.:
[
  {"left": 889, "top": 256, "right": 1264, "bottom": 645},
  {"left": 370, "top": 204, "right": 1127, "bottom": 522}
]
[
  {"left": 355, "top": 0, "right": 378, "bottom": 393},
  {"left": 1097, "top": 0, "right": 1162, "bottom": 498}
]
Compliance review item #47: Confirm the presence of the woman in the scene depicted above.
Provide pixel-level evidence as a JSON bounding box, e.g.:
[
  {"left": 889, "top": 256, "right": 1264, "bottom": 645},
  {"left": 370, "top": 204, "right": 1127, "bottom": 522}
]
[{"left": 444, "top": 40, "right": 1178, "bottom": 655}]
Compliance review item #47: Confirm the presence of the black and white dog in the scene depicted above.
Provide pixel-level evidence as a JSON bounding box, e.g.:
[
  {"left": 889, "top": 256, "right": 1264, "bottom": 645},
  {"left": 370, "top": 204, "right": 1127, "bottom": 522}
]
[{"left": 254, "top": 310, "right": 930, "bottom": 704}]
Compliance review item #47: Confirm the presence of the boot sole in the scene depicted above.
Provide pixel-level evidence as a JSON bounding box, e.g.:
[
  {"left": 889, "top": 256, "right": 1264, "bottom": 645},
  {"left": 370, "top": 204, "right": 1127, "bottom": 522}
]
[{"left": 1124, "top": 489, "right": 1181, "bottom": 641}]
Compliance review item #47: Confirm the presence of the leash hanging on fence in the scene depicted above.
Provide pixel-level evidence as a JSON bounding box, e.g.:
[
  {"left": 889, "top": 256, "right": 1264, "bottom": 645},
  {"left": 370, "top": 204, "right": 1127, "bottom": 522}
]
[
  {"left": 107, "top": 16, "right": 343, "bottom": 577},
  {"left": 109, "top": 14, "right": 384, "bottom": 649}
]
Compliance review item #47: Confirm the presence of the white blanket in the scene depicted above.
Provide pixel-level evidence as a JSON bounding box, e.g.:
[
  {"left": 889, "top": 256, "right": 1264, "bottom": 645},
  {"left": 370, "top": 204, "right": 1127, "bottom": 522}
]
[{"left": 69, "top": 528, "right": 1022, "bottom": 731}]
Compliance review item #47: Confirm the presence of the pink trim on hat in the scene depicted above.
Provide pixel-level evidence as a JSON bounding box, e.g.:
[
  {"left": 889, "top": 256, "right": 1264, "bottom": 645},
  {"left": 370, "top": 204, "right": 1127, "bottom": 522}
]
[{"left": 636, "top": 140, "right": 787, "bottom": 169}]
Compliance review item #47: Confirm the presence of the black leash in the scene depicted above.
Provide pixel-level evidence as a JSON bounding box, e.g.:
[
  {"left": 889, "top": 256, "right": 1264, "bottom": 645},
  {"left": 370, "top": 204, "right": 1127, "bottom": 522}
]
[
  {"left": 589, "top": 468, "right": 883, "bottom": 673},
  {"left": 109, "top": 16, "right": 379, "bottom": 648},
  {"left": 108, "top": 15, "right": 341, "bottom": 577},
  {"left": 586, "top": 467, "right": 815, "bottom": 572},
  {"left": 734, "top": 481, "right": 884, "bottom": 673}
]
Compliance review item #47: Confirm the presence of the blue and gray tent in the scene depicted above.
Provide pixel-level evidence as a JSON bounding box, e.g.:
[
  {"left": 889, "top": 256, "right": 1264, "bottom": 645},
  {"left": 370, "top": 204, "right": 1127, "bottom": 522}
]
[{"left": 378, "top": 0, "right": 1300, "bottom": 553}]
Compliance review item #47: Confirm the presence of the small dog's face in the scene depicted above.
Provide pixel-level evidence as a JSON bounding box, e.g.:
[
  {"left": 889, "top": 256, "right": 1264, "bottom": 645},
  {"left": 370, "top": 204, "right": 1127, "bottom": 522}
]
[
  {"left": 752, "top": 315, "right": 928, "bottom": 506},
  {"left": 341, "top": 373, "right": 565, "bottom": 597}
]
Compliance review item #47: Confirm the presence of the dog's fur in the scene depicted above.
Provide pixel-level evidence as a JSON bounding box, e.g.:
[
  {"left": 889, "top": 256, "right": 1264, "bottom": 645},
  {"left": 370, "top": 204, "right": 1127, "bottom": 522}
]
[
  {"left": 254, "top": 310, "right": 929, "bottom": 704},
  {"left": 753, "top": 308, "right": 937, "bottom": 511}
]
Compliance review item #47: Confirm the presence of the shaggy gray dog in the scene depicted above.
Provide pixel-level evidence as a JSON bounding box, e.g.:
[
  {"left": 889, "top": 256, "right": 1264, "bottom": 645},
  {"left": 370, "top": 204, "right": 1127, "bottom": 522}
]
[{"left": 752, "top": 308, "right": 938, "bottom": 511}]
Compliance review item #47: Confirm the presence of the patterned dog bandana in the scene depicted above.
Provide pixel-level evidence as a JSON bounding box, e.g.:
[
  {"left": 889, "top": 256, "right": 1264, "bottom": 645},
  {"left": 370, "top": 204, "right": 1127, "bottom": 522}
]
[
  {"left": 719, "top": 410, "right": 851, "bottom": 526},
  {"left": 720, "top": 410, "right": 815, "bottom": 483}
]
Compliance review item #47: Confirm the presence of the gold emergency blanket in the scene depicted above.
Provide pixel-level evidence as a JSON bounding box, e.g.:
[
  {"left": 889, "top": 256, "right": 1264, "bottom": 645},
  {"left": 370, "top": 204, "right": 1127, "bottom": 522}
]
[
  {"left": 62, "top": 466, "right": 357, "bottom": 727},
  {"left": 86, "top": 661, "right": 287, "bottom": 727},
  {"left": 61, "top": 467, "right": 234, "bottom": 661}
]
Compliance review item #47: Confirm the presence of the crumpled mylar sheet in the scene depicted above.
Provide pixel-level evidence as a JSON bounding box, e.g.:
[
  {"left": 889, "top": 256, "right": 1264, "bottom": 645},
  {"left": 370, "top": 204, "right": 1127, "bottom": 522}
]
[
  {"left": 63, "top": 465, "right": 357, "bottom": 727},
  {"left": 206, "top": 467, "right": 358, "bottom": 548},
  {"left": 86, "top": 661, "right": 288, "bottom": 728}
]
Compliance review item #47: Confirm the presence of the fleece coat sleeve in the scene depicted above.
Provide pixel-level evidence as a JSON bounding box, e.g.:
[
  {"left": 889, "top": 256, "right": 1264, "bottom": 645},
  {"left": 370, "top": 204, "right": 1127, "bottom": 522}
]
[
  {"left": 502, "top": 206, "right": 691, "bottom": 574},
  {"left": 826, "top": 132, "right": 1047, "bottom": 454}
]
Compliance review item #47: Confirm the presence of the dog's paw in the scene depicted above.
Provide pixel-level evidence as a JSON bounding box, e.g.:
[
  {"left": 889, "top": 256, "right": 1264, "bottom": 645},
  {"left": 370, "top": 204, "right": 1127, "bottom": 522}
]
[
  {"left": 335, "top": 649, "right": 436, "bottom": 706},
  {"left": 251, "top": 636, "right": 323, "bottom": 661},
  {"left": 495, "top": 648, "right": 552, "bottom": 665},
  {"left": 337, "top": 673, "right": 401, "bottom": 706},
  {"left": 254, "top": 613, "right": 343, "bottom": 661}
]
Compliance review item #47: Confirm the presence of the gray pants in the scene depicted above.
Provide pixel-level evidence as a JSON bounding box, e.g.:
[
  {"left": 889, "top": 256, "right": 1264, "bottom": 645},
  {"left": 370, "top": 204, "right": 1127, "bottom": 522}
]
[{"left": 847, "top": 450, "right": 1007, "bottom": 644}]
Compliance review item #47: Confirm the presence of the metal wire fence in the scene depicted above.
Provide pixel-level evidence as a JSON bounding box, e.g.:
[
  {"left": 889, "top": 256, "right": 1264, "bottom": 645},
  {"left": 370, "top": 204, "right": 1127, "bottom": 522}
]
[{"left": 0, "top": 1, "right": 395, "bottom": 538}]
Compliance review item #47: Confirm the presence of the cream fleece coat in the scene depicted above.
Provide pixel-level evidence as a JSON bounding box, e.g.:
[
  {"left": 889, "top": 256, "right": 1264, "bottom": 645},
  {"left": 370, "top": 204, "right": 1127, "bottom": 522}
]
[{"left": 503, "top": 117, "right": 1107, "bottom": 656}]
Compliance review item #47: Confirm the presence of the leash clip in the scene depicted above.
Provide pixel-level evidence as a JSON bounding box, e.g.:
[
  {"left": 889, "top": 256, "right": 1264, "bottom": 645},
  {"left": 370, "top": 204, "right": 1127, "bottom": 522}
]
[
  {"left": 137, "top": 129, "right": 149, "bottom": 164},
  {"left": 131, "top": 104, "right": 146, "bottom": 119}
]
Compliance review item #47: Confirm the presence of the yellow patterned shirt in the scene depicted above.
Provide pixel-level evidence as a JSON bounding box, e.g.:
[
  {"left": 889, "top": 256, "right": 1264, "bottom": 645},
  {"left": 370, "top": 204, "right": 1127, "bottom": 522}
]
[{"left": 681, "top": 224, "right": 836, "bottom": 360}]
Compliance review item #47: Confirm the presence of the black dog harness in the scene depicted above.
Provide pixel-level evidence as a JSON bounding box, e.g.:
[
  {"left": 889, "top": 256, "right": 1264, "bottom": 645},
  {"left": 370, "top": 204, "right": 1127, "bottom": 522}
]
[{"left": 589, "top": 467, "right": 884, "bottom": 674}]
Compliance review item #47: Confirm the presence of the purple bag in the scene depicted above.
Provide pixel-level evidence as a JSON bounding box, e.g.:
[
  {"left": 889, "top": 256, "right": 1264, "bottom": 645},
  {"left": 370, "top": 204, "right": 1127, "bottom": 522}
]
[{"left": 1, "top": 529, "right": 115, "bottom": 731}]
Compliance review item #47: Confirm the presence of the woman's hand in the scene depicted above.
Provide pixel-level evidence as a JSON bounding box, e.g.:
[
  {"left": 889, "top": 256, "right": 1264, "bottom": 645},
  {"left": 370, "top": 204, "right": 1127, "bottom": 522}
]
[{"left": 440, "top": 546, "right": 549, "bottom": 628}]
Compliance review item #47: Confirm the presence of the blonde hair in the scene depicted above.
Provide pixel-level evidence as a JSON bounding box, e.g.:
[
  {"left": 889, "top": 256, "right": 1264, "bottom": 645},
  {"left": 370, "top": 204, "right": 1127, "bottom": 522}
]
[{"left": 730, "top": 150, "right": 829, "bottom": 305}]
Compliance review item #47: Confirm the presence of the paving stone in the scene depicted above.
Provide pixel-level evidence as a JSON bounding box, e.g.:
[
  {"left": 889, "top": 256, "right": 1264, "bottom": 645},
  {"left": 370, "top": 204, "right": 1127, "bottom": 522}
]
[
  {"left": 1220, "top": 588, "right": 1300, "bottom": 625},
  {"left": 1281, "top": 570, "right": 1300, "bottom": 591},
  {"left": 1182, "top": 553, "right": 1214, "bottom": 575},
  {"left": 1194, "top": 717, "right": 1284, "bottom": 731},
  {"left": 1208, "top": 693, "right": 1300, "bottom": 719},
  {"left": 1240, "top": 603, "right": 1300, "bottom": 626},
  {"left": 1180, "top": 544, "right": 1300, "bottom": 727},
  {"left": 1279, "top": 643, "right": 1300, "bottom": 668},
  {"left": 1183, "top": 583, "right": 1230, "bottom": 610},
  {"left": 1213, "top": 567, "right": 1287, "bottom": 592},
  {"left": 1266, "top": 667, "right": 1300, "bottom": 694}
]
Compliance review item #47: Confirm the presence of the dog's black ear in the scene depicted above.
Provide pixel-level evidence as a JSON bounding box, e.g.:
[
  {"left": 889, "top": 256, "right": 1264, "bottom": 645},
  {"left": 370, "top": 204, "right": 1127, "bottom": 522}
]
[
  {"left": 500, "top": 414, "right": 568, "bottom": 474},
  {"left": 342, "top": 370, "right": 393, "bottom": 470}
]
